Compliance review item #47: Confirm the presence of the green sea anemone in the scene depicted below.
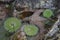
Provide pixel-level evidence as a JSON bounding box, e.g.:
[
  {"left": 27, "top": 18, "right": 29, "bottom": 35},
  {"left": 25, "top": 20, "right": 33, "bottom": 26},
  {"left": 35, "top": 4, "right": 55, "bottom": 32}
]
[
  {"left": 23, "top": 24, "right": 38, "bottom": 36},
  {"left": 4, "top": 17, "right": 21, "bottom": 32},
  {"left": 43, "top": 9, "right": 53, "bottom": 18}
]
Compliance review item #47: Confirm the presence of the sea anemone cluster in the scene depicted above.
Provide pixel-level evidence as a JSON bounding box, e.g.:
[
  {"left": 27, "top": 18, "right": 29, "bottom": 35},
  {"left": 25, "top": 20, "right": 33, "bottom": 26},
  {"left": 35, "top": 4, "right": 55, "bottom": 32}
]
[{"left": 0, "top": 0, "right": 60, "bottom": 40}]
